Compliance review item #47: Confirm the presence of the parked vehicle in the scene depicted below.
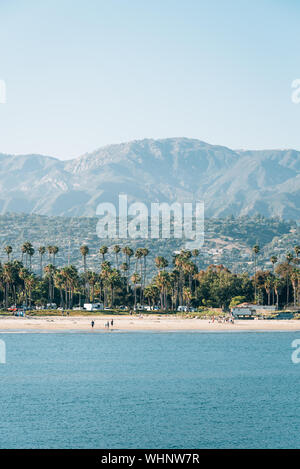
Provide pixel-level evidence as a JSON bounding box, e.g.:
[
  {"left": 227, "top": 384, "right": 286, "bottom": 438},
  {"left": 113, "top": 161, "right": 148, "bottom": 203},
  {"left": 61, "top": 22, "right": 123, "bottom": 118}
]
[
  {"left": 83, "top": 303, "right": 104, "bottom": 311},
  {"left": 177, "top": 306, "right": 195, "bottom": 312}
]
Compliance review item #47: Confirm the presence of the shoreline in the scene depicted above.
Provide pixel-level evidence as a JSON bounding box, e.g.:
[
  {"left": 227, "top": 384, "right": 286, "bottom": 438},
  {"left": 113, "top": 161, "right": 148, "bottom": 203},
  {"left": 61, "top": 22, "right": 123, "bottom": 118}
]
[{"left": 1, "top": 315, "right": 300, "bottom": 332}]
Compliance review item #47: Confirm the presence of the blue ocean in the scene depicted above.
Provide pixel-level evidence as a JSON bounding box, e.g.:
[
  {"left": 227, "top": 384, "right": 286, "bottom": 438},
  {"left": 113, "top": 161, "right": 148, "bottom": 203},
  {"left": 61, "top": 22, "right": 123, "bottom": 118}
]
[{"left": 0, "top": 331, "right": 300, "bottom": 449}]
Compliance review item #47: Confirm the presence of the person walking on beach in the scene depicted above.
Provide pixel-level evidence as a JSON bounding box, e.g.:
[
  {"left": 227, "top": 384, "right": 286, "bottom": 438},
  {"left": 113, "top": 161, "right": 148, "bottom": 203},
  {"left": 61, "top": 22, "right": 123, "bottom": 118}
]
[
  {"left": 111, "top": 319, "right": 114, "bottom": 327},
  {"left": 91, "top": 320, "right": 95, "bottom": 328}
]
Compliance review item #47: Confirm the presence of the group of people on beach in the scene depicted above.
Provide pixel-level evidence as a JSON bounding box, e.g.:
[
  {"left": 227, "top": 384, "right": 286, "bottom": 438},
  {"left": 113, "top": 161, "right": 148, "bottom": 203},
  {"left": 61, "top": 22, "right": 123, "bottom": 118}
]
[
  {"left": 105, "top": 319, "right": 114, "bottom": 329},
  {"left": 90, "top": 319, "right": 114, "bottom": 329},
  {"left": 210, "top": 316, "right": 235, "bottom": 324}
]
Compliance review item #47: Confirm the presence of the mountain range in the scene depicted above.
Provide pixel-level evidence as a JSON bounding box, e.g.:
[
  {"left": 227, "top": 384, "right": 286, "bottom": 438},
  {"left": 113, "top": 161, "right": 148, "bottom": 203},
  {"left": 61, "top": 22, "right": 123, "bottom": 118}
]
[{"left": 0, "top": 138, "right": 299, "bottom": 219}]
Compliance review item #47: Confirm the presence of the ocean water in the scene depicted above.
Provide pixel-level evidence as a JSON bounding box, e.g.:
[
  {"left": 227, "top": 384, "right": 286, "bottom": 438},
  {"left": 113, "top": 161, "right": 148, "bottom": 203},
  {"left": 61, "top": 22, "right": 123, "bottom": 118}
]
[{"left": 0, "top": 331, "right": 300, "bottom": 449}]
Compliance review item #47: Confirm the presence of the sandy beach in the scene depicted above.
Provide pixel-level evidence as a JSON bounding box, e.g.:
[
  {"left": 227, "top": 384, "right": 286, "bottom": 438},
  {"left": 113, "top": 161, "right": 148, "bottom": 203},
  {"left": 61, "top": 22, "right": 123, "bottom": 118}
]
[{"left": 0, "top": 315, "right": 300, "bottom": 332}]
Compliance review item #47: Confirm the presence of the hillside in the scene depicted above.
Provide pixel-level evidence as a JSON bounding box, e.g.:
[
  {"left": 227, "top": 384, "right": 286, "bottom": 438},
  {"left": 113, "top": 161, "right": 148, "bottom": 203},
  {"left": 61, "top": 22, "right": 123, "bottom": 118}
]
[{"left": 0, "top": 214, "right": 298, "bottom": 278}]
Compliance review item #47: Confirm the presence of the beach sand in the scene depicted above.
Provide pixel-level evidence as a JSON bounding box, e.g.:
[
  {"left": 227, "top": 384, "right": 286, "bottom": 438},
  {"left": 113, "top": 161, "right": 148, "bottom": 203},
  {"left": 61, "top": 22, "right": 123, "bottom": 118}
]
[{"left": 0, "top": 315, "right": 300, "bottom": 332}]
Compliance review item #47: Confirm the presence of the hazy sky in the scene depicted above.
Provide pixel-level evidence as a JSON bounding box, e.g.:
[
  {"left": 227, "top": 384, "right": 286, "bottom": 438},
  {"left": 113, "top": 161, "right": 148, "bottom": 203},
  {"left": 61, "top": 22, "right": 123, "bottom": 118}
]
[{"left": 0, "top": 0, "right": 300, "bottom": 159}]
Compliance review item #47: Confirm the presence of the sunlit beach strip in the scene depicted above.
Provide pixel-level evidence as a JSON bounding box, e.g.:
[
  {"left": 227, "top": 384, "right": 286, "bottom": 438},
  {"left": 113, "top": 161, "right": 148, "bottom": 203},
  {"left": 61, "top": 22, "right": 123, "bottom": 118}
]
[{"left": 1, "top": 317, "right": 300, "bottom": 332}]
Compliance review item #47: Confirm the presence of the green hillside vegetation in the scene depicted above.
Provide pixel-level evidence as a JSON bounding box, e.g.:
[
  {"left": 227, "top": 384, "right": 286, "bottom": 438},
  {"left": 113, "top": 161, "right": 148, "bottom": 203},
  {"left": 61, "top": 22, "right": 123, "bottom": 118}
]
[
  {"left": 0, "top": 216, "right": 299, "bottom": 312},
  {"left": 0, "top": 213, "right": 296, "bottom": 277}
]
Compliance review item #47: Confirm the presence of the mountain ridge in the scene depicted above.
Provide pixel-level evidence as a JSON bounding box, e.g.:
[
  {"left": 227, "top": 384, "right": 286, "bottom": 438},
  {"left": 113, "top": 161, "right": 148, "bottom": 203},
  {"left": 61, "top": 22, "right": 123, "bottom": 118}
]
[{"left": 0, "top": 138, "right": 299, "bottom": 219}]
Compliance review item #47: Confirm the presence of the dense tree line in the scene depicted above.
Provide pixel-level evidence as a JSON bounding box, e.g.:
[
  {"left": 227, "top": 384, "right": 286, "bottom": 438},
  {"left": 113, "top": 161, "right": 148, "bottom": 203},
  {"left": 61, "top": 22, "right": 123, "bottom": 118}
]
[{"left": 0, "top": 242, "right": 299, "bottom": 311}]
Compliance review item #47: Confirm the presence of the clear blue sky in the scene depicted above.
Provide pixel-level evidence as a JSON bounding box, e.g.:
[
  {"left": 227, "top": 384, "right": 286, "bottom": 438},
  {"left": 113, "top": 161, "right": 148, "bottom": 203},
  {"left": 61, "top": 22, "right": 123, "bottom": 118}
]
[{"left": 0, "top": 0, "right": 300, "bottom": 159}]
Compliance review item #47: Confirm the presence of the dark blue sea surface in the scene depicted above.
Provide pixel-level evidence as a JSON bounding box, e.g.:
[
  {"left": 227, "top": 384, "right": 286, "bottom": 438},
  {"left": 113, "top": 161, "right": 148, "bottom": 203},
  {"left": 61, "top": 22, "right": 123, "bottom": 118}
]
[{"left": 0, "top": 331, "right": 300, "bottom": 448}]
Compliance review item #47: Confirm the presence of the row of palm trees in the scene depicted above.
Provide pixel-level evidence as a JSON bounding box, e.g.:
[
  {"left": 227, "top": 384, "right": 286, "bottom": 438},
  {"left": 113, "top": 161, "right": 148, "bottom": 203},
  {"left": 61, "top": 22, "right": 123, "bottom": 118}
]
[
  {"left": 253, "top": 244, "right": 300, "bottom": 307},
  {"left": 0, "top": 244, "right": 200, "bottom": 310},
  {"left": 0, "top": 261, "right": 36, "bottom": 308},
  {"left": 1, "top": 241, "right": 299, "bottom": 311},
  {"left": 0, "top": 260, "right": 124, "bottom": 309},
  {"left": 80, "top": 244, "right": 150, "bottom": 292},
  {"left": 4, "top": 243, "right": 60, "bottom": 274}
]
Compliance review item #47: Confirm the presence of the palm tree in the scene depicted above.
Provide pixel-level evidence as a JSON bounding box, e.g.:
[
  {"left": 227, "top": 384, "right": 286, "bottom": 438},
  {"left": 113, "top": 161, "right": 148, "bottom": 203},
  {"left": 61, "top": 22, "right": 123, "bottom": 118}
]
[
  {"left": 134, "top": 248, "right": 143, "bottom": 270},
  {"left": 270, "top": 255, "right": 278, "bottom": 272},
  {"left": 19, "top": 267, "right": 29, "bottom": 307},
  {"left": 99, "top": 245, "right": 108, "bottom": 261},
  {"left": 107, "top": 269, "right": 121, "bottom": 307},
  {"left": 297, "top": 271, "right": 300, "bottom": 307},
  {"left": 3, "top": 262, "right": 12, "bottom": 307},
  {"left": 144, "top": 284, "right": 159, "bottom": 309},
  {"left": 100, "top": 261, "right": 111, "bottom": 307},
  {"left": 291, "top": 269, "right": 299, "bottom": 308},
  {"left": 155, "top": 256, "right": 168, "bottom": 272},
  {"left": 80, "top": 245, "right": 89, "bottom": 272},
  {"left": 54, "top": 270, "right": 65, "bottom": 307},
  {"left": 122, "top": 246, "right": 133, "bottom": 266},
  {"left": 286, "top": 252, "right": 294, "bottom": 306},
  {"left": 47, "top": 245, "right": 53, "bottom": 263},
  {"left": 24, "top": 274, "right": 35, "bottom": 308},
  {"left": 252, "top": 245, "right": 260, "bottom": 303},
  {"left": 155, "top": 271, "right": 170, "bottom": 310},
  {"left": 44, "top": 264, "right": 56, "bottom": 303},
  {"left": 4, "top": 245, "right": 12, "bottom": 262},
  {"left": 27, "top": 246, "right": 35, "bottom": 272},
  {"left": 274, "top": 278, "right": 284, "bottom": 309},
  {"left": 80, "top": 245, "right": 89, "bottom": 299},
  {"left": 270, "top": 256, "right": 278, "bottom": 304},
  {"left": 122, "top": 247, "right": 133, "bottom": 291},
  {"left": 135, "top": 248, "right": 144, "bottom": 301},
  {"left": 66, "top": 265, "right": 79, "bottom": 309},
  {"left": 170, "top": 270, "right": 180, "bottom": 310},
  {"left": 61, "top": 265, "right": 78, "bottom": 309},
  {"left": 112, "top": 245, "right": 121, "bottom": 269},
  {"left": 38, "top": 246, "right": 46, "bottom": 277},
  {"left": 21, "top": 244, "right": 27, "bottom": 264},
  {"left": 120, "top": 262, "right": 128, "bottom": 274},
  {"left": 192, "top": 249, "right": 199, "bottom": 270},
  {"left": 21, "top": 242, "right": 31, "bottom": 267},
  {"left": 52, "top": 246, "right": 59, "bottom": 267},
  {"left": 173, "top": 252, "right": 191, "bottom": 305},
  {"left": 2, "top": 262, "right": 20, "bottom": 308},
  {"left": 173, "top": 255, "right": 183, "bottom": 306},
  {"left": 120, "top": 262, "right": 129, "bottom": 289},
  {"left": 184, "top": 261, "right": 197, "bottom": 292},
  {"left": 286, "top": 252, "right": 294, "bottom": 263},
  {"left": 264, "top": 276, "right": 273, "bottom": 306},
  {"left": 180, "top": 249, "right": 192, "bottom": 261},
  {"left": 141, "top": 248, "right": 149, "bottom": 302},
  {"left": 131, "top": 273, "right": 141, "bottom": 310},
  {"left": 87, "top": 271, "right": 98, "bottom": 303},
  {"left": 183, "top": 287, "right": 192, "bottom": 311}
]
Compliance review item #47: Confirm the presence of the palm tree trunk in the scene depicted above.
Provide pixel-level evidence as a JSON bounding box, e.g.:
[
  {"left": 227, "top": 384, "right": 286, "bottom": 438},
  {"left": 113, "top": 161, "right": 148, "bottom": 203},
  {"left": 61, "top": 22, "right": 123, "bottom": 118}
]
[
  {"left": 254, "top": 255, "right": 257, "bottom": 303},
  {"left": 60, "top": 288, "right": 63, "bottom": 307},
  {"left": 134, "top": 286, "right": 137, "bottom": 310}
]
